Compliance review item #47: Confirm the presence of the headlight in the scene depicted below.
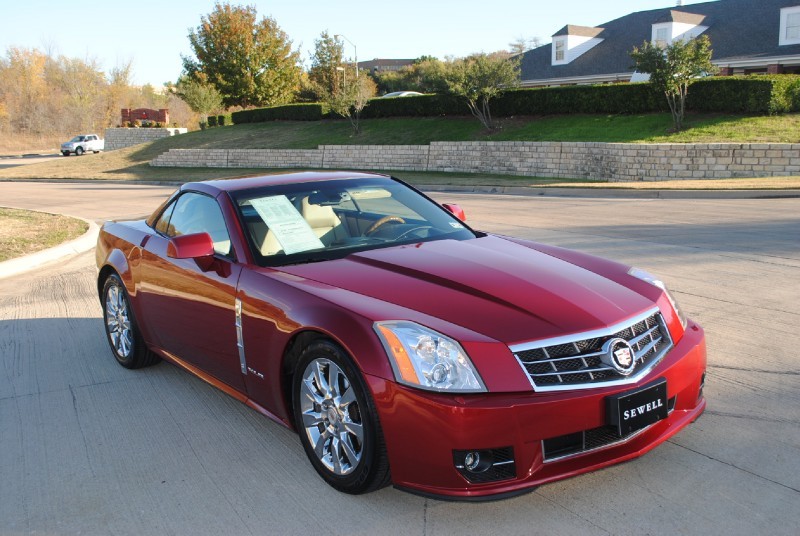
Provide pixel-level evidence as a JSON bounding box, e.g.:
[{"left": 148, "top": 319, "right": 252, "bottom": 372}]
[
  {"left": 374, "top": 321, "right": 486, "bottom": 393},
  {"left": 628, "top": 267, "right": 687, "bottom": 329}
]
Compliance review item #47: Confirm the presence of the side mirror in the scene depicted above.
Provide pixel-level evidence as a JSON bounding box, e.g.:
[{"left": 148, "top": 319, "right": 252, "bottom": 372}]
[
  {"left": 167, "top": 232, "right": 214, "bottom": 260},
  {"left": 442, "top": 203, "right": 466, "bottom": 222}
]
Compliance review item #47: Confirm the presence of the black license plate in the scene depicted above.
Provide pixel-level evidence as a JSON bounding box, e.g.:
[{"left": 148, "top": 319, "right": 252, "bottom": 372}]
[{"left": 606, "top": 379, "right": 668, "bottom": 436}]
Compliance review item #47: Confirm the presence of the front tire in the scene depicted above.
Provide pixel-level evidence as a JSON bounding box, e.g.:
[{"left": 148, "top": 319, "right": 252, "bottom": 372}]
[
  {"left": 62, "top": 151, "right": 70, "bottom": 156},
  {"left": 292, "top": 340, "right": 390, "bottom": 494},
  {"left": 75, "top": 146, "right": 84, "bottom": 156},
  {"left": 101, "top": 273, "right": 159, "bottom": 369}
]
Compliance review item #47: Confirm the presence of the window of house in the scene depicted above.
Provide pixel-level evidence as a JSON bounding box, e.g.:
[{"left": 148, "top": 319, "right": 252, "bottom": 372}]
[
  {"left": 655, "top": 27, "right": 669, "bottom": 47},
  {"left": 554, "top": 40, "right": 565, "bottom": 62},
  {"left": 787, "top": 12, "right": 800, "bottom": 40},
  {"left": 780, "top": 6, "right": 800, "bottom": 45}
]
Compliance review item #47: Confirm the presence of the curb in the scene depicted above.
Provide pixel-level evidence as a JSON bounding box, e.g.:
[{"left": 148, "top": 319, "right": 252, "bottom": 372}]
[
  {"left": 1, "top": 177, "right": 799, "bottom": 199},
  {"left": 0, "top": 213, "right": 99, "bottom": 280},
  {"left": 421, "top": 184, "right": 800, "bottom": 199}
]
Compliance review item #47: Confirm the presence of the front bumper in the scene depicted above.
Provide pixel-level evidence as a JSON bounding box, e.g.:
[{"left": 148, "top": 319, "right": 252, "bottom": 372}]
[{"left": 367, "top": 321, "right": 706, "bottom": 499}]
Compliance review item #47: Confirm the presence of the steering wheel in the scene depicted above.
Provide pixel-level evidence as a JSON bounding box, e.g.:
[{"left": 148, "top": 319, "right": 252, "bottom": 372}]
[
  {"left": 365, "top": 216, "right": 405, "bottom": 235},
  {"left": 394, "top": 225, "right": 434, "bottom": 241}
]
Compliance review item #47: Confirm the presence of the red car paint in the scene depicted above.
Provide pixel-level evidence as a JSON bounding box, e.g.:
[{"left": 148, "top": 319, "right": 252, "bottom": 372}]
[{"left": 96, "top": 172, "right": 706, "bottom": 499}]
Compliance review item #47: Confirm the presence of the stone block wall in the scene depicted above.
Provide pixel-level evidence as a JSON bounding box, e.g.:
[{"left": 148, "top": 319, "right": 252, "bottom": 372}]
[
  {"left": 105, "top": 128, "right": 188, "bottom": 151},
  {"left": 149, "top": 141, "right": 800, "bottom": 181},
  {"left": 320, "top": 145, "right": 429, "bottom": 171}
]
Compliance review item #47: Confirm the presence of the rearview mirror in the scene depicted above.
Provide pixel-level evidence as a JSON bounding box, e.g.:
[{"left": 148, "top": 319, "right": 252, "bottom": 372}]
[
  {"left": 167, "top": 232, "right": 215, "bottom": 260},
  {"left": 442, "top": 203, "right": 466, "bottom": 222}
]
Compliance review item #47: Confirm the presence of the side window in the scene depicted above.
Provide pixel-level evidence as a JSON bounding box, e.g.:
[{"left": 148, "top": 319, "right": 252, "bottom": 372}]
[
  {"left": 164, "top": 193, "right": 232, "bottom": 257},
  {"left": 154, "top": 200, "right": 176, "bottom": 235}
]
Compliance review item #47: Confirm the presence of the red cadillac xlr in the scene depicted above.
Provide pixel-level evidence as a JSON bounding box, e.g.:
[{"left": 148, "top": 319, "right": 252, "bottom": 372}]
[{"left": 96, "top": 172, "right": 706, "bottom": 499}]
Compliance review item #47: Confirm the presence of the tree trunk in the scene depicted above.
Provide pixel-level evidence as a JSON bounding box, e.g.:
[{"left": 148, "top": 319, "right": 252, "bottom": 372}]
[
  {"left": 465, "top": 98, "right": 495, "bottom": 130},
  {"left": 665, "top": 92, "right": 680, "bottom": 131}
]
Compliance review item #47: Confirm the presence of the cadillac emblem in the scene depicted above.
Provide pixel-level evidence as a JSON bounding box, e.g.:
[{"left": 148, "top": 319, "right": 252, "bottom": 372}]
[{"left": 601, "top": 338, "right": 637, "bottom": 376}]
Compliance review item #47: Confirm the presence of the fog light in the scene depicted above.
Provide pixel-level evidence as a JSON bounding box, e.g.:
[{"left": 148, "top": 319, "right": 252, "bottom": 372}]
[
  {"left": 464, "top": 451, "right": 480, "bottom": 471},
  {"left": 453, "top": 447, "right": 516, "bottom": 484}
]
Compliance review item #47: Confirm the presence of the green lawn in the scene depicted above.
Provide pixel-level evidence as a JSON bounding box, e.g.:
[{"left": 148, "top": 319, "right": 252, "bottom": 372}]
[
  {"left": 121, "top": 113, "right": 800, "bottom": 159},
  {"left": 2, "top": 112, "right": 799, "bottom": 185}
]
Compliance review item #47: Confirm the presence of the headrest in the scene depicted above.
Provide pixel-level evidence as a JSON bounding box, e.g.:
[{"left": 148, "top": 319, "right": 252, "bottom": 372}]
[{"left": 301, "top": 197, "right": 340, "bottom": 229}]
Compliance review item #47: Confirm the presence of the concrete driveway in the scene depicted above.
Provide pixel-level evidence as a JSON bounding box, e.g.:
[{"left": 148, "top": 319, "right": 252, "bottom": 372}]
[{"left": 1, "top": 181, "right": 798, "bottom": 535}]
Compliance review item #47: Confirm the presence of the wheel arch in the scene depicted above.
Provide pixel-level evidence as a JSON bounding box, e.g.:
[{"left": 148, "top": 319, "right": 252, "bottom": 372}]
[{"left": 96, "top": 248, "right": 131, "bottom": 301}]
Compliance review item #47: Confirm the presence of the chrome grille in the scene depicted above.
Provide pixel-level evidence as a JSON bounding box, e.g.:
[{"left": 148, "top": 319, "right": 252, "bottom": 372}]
[{"left": 511, "top": 308, "right": 673, "bottom": 392}]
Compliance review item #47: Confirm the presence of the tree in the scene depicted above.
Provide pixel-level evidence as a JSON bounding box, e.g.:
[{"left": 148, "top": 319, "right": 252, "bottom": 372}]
[
  {"left": 508, "top": 36, "right": 542, "bottom": 56},
  {"left": 630, "top": 35, "right": 715, "bottom": 131},
  {"left": 174, "top": 78, "right": 223, "bottom": 126},
  {"left": 308, "top": 31, "right": 345, "bottom": 100},
  {"left": 445, "top": 52, "right": 520, "bottom": 130},
  {"left": 182, "top": 2, "right": 301, "bottom": 108},
  {"left": 373, "top": 57, "right": 450, "bottom": 95},
  {"left": 327, "top": 75, "right": 377, "bottom": 135}
]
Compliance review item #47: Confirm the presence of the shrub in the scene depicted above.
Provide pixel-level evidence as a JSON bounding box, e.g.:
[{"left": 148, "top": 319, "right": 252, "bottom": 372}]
[
  {"left": 361, "top": 94, "right": 464, "bottom": 118},
  {"left": 492, "top": 84, "right": 667, "bottom": 116},
  {"left": 207, "top": 116, "right": 218, "bottom": 127},
  {"left": 684, "top": 76, "right": 795, "bottom": 113},
  {"left": 217, "top": 113, "right": 233, "bottom": 126},
  {"left": 232, "top": 103, "right": 327, "bottom": 124}
]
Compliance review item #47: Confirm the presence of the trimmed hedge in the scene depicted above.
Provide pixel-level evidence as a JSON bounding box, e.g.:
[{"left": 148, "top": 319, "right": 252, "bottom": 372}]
[
  {"left": 686, "top": 75, "right": 800, "bottom": 114},
  {"left": 232, "top": 103, "right": 327, "bottom": 124},
  {"left": 227, "top": 75, "right": 800, "bottom": 125},
  {"left": 361, "top": 94, "right": 464, "bottom": 118},
  {"left": 492, "top": 83, "right": 668, "bottom": 115}
]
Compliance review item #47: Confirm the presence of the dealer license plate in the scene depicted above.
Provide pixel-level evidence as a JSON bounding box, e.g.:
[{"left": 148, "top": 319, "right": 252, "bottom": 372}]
[{"left": 606, "top": 378, "right": 668, "bottom": 436}]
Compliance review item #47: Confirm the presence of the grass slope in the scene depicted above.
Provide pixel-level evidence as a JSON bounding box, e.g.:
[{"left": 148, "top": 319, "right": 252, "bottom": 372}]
[
  {"left": 0, "top": 113, "right": 798, "bottom": 187},
  {"left": 0, "top": 208, "right": 87, "bottom": 262}
]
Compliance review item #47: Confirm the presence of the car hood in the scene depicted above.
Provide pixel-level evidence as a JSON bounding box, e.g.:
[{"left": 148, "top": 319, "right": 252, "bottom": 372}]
[{"left": 280, "top": 235, "right": 654, "bottom": 345}]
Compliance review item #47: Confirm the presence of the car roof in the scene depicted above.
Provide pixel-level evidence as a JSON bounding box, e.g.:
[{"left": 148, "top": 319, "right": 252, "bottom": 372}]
[{"left": 184, "top": 171, "right": 393, "bottom": 195}]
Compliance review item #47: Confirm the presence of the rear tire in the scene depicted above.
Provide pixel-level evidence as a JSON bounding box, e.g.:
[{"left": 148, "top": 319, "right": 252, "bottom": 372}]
[
  {"left": 292, "top": 340, "right": 391, "bottom": 494},
  {"left": 101, "top": 273, "right": 159, "bottom": 369}
]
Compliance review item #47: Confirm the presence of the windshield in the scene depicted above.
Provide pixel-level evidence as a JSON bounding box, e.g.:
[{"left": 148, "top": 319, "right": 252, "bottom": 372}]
[
  {"left": 69, "top": 136, "right": 85, "bottom": 142},
  {"left": 231, "top": 177, "right": 476, "bottom": 267}
]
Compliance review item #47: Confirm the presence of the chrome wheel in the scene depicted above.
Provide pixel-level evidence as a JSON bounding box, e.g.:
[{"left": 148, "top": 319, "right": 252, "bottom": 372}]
[
  {"left": 105, "top": 281, "right": 133, "bottom": 358},
  {"left": 299, "top": 358, "right": 364, "bottom": 476}
]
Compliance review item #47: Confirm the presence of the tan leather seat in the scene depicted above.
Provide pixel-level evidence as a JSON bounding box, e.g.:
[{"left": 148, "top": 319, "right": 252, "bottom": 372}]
[
  {"left": 300, "top": 197, "right": 348, "bottom": 245},
  {"left": 248, "top": 220, "right": 283, "bottom": 256},
  {"left": 247, "top": 197, "right": 348, "bottom": 257}
]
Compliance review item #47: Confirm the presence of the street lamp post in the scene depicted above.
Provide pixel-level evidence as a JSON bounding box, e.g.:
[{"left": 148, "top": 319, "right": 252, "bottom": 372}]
[
  {"left": 335, "top": 66, "right": 346, "bottom": 88},
  {"left": 334, "top": 34, "right": 358, "bottom": 79}
]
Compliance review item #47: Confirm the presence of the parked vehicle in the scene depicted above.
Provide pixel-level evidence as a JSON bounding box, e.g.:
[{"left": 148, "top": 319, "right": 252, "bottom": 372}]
[
  {"left": 61, "top": 134, "right": 104, "bottom": 156},
  {"left": 95, "top": 171, "right": 706, "bottom": 499}
]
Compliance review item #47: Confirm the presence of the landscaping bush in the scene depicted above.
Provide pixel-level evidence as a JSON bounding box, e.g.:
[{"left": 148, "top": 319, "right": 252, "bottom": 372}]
[
  {"left": 230, "top": 76, "right": 800, "bottom": 125},
  {"left": 207, "top": 116, "right": 218, "bottom": 127},
  {"left": 685, "top": 76, "right": 800, "bottom": 113},
  {"left": 492, "top": 84, "right": 668, "bottom": 116},
  {"left": 361, "top": 94, "right": 464, "bottom": 118},
  {"left": 232, "top": 103, "right": 327, "bottom": 124}
]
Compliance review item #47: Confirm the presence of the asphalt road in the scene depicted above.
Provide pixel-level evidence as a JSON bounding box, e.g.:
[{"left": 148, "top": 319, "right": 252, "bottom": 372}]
[{"left": 1, "top": 181, "right": 799, "bottom": 535}]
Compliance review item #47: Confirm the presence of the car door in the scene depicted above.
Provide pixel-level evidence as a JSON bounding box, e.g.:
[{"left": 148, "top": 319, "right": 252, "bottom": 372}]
[{"left": 138, "top": 191, "right": 245, "bottom": 391}]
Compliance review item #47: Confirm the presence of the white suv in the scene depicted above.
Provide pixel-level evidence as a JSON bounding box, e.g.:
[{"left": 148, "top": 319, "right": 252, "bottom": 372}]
[{"left": 61, "top": 134, "right": 104, "bottom": 156}]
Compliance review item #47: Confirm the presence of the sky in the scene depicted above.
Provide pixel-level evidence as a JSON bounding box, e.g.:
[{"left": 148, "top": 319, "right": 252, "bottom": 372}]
[{"left": 0, "top": 0, "right": 708, "bottom": 86}]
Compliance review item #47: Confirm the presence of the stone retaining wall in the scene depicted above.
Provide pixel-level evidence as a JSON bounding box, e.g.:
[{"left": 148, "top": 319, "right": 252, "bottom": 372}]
[
  {"left": 150, "top": 141, "right": 800, "bottom": 181},
  {"left": 105, "top": 127, "right": 188, "bottom": 151}
]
